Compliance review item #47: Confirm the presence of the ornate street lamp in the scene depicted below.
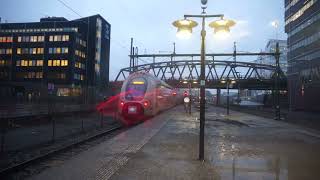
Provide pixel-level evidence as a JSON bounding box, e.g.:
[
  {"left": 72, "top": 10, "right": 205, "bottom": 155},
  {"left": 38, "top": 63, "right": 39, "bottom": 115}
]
[
  {"left": 172, "top": 0, "right": 235, "bottom": 160},
  {"left": 173, "top": 19, "right": 198, "bottom": 39}
]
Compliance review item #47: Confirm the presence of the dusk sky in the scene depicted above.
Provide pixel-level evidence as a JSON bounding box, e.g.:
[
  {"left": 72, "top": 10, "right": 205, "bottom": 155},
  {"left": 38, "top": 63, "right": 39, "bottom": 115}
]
[{"left": 1, "top": 0, "right": 287, "bottom": 79}]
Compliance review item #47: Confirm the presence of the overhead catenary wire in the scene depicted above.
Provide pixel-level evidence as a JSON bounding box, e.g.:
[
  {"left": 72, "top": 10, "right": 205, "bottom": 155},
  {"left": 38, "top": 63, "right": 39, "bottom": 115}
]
[{"left": 56, "top": 0, "right": 82, "bottom": 18}]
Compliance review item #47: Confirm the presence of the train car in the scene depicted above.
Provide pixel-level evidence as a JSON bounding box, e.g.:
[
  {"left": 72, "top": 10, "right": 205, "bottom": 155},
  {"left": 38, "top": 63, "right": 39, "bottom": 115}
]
[{"left": 118, "top": 72, "right": 182, "bottom": 125}]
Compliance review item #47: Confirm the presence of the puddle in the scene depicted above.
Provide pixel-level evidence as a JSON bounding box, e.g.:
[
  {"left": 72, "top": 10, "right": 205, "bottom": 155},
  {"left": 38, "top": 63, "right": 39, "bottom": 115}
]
[{"left": 206, "top": 118, "right": 249, "bottom": 127}]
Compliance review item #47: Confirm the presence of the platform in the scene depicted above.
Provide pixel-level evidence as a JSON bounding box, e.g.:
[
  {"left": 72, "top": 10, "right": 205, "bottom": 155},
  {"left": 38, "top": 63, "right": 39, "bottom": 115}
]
[{"left": 27, "top": 105, "right": 320, "bottom": 180}]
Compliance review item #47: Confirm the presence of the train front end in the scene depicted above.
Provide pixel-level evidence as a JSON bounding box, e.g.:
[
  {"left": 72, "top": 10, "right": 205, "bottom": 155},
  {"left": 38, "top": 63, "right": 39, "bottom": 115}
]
[{"left": 119, "top": 74, "right": 154, "bottom": 125}]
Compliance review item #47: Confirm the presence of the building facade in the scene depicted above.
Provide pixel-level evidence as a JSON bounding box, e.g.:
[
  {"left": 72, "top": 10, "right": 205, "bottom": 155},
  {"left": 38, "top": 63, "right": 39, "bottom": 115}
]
[
  {"left": 0, "top": 15, "right": 111, "bottom": 102},
  {"left": 285, "top": 0, "right": 320, "bottom": 111}
]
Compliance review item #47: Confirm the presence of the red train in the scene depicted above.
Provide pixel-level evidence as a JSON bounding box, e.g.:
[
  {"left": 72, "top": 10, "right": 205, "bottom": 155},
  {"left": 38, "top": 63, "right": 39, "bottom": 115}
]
[{"left": 118, "top": 72, "right": 182, "bottom": 125}]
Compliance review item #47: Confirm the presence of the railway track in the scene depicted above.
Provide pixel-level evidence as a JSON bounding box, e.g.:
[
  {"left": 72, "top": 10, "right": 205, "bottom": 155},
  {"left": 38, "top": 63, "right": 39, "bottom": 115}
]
[{"left": 0, "top": 124, "right": 123, "bottom": 178}]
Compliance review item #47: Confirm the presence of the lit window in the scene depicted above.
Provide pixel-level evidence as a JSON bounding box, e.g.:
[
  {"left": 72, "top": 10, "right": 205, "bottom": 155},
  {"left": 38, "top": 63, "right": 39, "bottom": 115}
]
[
  {"left": 62, "top": 47, "right": 68, "bottom": 54},
  {"left": 17, "top": 48, "right": 21, "bottom": 54},
  {"left": 49, "top": 36, "right": 54, "bottom": 42},
  {"left": 21, "top": 60, "right": 27, "bottom": 66},
  {"left": 49, "top": 48, "right": 53, "bottom": 54},
  {"left": 38, "top": 36, "right": 44, "bottom": 42},
  {"left": 28, "top": 60, "right": 33, "bottom": 66},
  {"left": 48, "top": 60, "right": 52, "bottom": 66},
  {"left": 57, "top": 35, "right": 62, "bottom": 41},
  {"left": 54, "top": 35, "right": 58, "bottom": 41},
  {"left": 56, "top": 48, "right": 61, "bottom": 54},
  {"left": 36, "top": 60, "right": 43, "bottom": 66},
  {"left": 62, "top": 35, "right": 69, "bottom": 41},
  {"left": 7, "top": 49, "right": 12, "bottom": 54},
  {"left": 32, "top": 48, "right": 37, "bottom": 54},
  {"left": 57, "top": 88, "right": 70, "bottom": 96},
  {"left": 61, "top": 60, "right": 68, "bottom": 66},
  {"left": 37, "top": 48, "right": 44, "bottom": 54},
  {"left": 56, "top": 60, "right": 60, "bottom": 66}
]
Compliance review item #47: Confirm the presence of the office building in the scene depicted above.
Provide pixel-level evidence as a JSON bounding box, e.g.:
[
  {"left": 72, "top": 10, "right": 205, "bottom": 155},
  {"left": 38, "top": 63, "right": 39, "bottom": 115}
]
[
  {"left": 0, "top": 15, "right": 111, "bottom": 102},
  {"left": 285, "top": 0, "right": 320, "bottom": 111}
]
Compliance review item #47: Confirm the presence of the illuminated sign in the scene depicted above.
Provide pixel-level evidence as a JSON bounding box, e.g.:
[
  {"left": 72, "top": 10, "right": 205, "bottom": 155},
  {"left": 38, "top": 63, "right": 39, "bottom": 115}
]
[{"left": 132, "top": 81, "right": 145, "bottom": 85}]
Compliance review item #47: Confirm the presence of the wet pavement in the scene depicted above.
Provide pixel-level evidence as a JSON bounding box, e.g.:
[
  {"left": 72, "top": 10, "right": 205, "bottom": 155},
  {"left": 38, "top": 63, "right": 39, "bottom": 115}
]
[{"left": 26, "top": 105, "right": 320, "bottom": 180}]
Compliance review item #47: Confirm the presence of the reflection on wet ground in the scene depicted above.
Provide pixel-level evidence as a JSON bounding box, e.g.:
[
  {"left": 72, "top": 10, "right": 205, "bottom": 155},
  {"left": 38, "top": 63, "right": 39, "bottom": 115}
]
[
  {"left": 167, "top": 106, "right": 320, "bottom": 180},
  {"left": 25, "top": 105, "right": 320, "bottom": 180}
]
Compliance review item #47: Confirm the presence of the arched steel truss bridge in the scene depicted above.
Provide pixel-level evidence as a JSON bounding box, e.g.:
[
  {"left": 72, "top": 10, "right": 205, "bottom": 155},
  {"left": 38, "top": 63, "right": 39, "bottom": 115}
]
[{"left": 114, "top": 53, "right": 287, "bottom": 90}]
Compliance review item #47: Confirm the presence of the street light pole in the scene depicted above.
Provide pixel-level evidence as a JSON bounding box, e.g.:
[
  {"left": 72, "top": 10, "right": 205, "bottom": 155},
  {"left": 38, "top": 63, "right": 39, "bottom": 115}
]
[
  {"left": 189, "top": 82, "right": 192, "bottom": 115},
  {"left": 275, "top": 42, "right": 281, "bottom": 120},
  {"left": 199, "top": 15, "right": 206, "bottom": 160},
  {"left": 227, "top": 80, "right": 230, "bottom": 115},
  {"left": 172, "top": 0, "right": 235, "bottom": 161}
]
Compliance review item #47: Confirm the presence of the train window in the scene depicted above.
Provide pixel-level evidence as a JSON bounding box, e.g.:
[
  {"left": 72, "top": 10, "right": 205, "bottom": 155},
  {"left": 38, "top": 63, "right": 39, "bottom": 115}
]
[{"left": 125, "top": 78, "right": 147, "bottom": 101}]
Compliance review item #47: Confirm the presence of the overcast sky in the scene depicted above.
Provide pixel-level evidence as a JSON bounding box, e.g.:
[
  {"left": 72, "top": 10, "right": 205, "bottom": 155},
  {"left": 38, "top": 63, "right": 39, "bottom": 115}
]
[{"left": 1, "top": 0, "right": 287, "bottom": 79}]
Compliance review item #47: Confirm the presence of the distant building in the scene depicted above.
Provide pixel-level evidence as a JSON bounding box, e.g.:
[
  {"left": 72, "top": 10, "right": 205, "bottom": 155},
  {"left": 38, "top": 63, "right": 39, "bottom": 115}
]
[
  {"left": 284, "top": 0, "right": 320, "bottom": 111},
  {"left": 255, "top": 39, "right": 287, "bottom": 78},
  {"left": 0, "top": 15, "right": 111, "bottom": 102}
]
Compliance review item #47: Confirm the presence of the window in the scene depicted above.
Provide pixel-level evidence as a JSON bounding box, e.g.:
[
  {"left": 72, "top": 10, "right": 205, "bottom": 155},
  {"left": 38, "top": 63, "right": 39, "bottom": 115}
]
[
  {"left": 21, "top": 60, "right": 28, "bottom": 66},
  {"left": 60, "top": 73, "right": 66, "bottom": 79},
  {"left": 36, "top": 60, "right": 43, "bottom": 66},
  {"left": 57, "top": 35, "right": 62, "bottom": 41},
  {"left": 57, "top": 88, "right": 70, "bottom": 96},
  {"left": 18, "top": 36, "right": 22, "bottom": 42},
  {"left": 17, "top": 48, "right": 21, "bottom": 54},
  {"left": 48, "top": 60, "right": 52, "bottom": 66},
  {"left": 0, "top": 60, "right": 6, "bottom": 66},
  {"left": 0, "top": 36, "right": 13, "bottom": 43},
  {"left": 56, "top": 48, "right": 61, "bottom": 54},
  {"left": 32, "top": 48, "right": 37, "bottom": 54},
  {"left": 37, "top": 48, "right": 44, "bottom": 54},
  {"left": 49, "top": 36, "right": 54, "bottom": 42},
  {"left": 62, "top": 47, "right": 68, "bottom": 54},
  {"left": 38, "top": 36, "right": 44, "bottom": 42},
  {"left": 36, "top": 72, "right": 43, "bottom": 79},
  {"left": 49, "top": 48, "right": 53, "bottom": 54},
  {"left": 16, "top": 60, "right": 21, "bottom": 66},
  {"left": 61, "top": 60, "right": 68, "bottom": 66},
  {"left": 6, "top": 49, "right": 12, "bottom": 54},
  {"left": 62, "top": 35, "right": 69, "bottom": 41}
]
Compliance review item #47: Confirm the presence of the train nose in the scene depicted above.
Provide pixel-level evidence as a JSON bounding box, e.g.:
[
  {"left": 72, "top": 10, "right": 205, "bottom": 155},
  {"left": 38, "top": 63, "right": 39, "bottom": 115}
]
[{"left": 122, "top": 102, "right": 144, "bottom": 118}]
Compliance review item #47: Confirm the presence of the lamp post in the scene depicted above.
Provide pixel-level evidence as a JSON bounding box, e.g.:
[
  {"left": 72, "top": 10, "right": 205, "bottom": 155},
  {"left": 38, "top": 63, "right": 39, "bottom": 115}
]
[
  {"left": 275, "top": 42, "right": 281, "bottom": 120},
  {"left": 221, "top": 78, "right": 236, "bottom": 115},
  {"left": 173, "top": 0, "right": 235, "bottom": 160}
]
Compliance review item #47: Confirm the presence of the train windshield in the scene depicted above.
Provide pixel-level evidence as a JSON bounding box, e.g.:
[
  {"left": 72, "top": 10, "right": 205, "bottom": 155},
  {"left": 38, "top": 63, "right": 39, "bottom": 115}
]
[{"left": 125, "top": 78, "right": 147, "bottom": 101}]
